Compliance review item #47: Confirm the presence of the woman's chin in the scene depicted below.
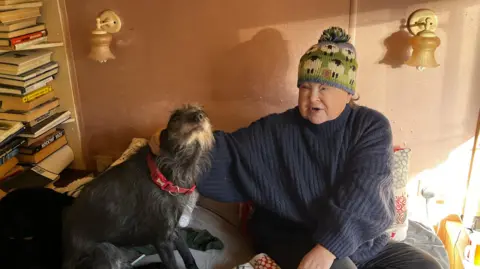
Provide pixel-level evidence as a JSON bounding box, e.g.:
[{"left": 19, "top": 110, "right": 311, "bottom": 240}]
[{"left": 308, "top": 114, "right": 328, "bottom": 125}]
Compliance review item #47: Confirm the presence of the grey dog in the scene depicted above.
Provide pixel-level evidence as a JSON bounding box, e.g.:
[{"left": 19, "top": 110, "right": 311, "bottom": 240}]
[{"left": 62, "top": 104, "right": 214, "bottom": 269}]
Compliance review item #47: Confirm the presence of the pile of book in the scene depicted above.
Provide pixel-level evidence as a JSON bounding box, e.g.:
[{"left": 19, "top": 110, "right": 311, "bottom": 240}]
[
  {"left": 0, "top": 1, "right": 53, "bottom": 51},
  {"left": 0, "top": 49, "right": 72, "bottom": 187}
]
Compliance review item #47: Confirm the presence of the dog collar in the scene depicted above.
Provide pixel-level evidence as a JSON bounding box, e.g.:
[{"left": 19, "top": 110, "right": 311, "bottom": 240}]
[{"left": 147, "top": 153, "right": 196, "bottom": 195}]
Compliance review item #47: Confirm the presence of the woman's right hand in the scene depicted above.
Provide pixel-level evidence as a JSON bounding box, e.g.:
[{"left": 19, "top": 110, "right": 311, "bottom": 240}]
[{"left": 149, "top": 130, "right": 161, "bottom": 155}]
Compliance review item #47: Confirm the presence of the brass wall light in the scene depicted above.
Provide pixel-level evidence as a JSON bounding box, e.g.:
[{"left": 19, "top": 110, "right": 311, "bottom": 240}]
[
  {"left": 405, "top": 9, "right": 441, "bottom": 71},
  {"left": 88, "top": 10, "right": 122, "bottom": 63}
]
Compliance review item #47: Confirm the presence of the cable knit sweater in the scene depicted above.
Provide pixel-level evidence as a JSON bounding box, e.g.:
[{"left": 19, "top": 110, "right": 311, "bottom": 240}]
[{"left": 197, "top": 105, "right": 395, "bottom": 263}]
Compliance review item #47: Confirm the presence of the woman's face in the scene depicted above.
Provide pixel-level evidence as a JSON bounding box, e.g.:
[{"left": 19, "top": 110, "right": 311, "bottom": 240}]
[{"left": 298, "top": 82, "right": 352, "bottom": 125}]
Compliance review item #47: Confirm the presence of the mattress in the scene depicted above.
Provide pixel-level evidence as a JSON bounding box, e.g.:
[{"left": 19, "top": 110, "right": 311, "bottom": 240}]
[{"left": 135, "top": 207, "right": 449, "bottom": 269}]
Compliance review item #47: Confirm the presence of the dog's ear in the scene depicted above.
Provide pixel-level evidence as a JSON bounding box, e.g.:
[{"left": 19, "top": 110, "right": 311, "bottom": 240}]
[
  {"left": 159, "top": 130, "right": 169, "bottom": 151},
  {"left": 160, "top": 129, "right": 168, "bottom": 144}
]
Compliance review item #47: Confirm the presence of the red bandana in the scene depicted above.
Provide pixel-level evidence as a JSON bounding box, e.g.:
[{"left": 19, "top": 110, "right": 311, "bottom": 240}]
[{"left": 146, "top": 153, "right": 196, "bottom": 195}]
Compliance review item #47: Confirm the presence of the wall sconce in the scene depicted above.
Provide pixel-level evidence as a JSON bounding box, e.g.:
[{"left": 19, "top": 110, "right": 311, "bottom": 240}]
[
  {"left": 88, "top": 10, "right": 122, "bottom": 63},
  {"left": 405, "top": 9, "right": 441, "bottom": 71}
]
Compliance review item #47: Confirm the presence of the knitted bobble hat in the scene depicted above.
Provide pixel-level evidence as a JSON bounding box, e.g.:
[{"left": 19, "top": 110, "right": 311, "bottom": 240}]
[{"left": 297, "top": 26, "right": 358, "bottom": 95}]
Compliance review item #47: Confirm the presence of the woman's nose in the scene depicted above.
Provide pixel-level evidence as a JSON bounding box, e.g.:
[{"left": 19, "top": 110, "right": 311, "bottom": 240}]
[{"left": 309, "top": 89, "right": 320, "bottom": 102}]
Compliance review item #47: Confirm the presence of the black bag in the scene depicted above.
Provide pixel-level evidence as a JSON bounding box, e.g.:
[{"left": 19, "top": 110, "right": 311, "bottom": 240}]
[{"left": 0, "top": 188, "right": 73, "bottom": 269}]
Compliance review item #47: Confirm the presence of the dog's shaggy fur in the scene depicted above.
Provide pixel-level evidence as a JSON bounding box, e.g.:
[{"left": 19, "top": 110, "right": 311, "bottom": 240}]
[{"left": 63, "top": 104, "right": 214, "bottom": 269}]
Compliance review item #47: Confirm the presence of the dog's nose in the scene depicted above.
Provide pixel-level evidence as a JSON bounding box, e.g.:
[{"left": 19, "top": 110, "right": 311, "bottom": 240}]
[{"left": 194, "top": 113, "right": 204, "bottom": 122}]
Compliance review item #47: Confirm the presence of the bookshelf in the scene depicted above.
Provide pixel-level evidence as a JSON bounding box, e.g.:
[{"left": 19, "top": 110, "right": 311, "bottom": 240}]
[
  {"left": 37, "top": 0, "right": 85, "bottom": 169},
  {"left": 0, "top": 0, "right": 85, "bottom": 175},
  {"left": 0, "top": 0, "right": 86, "bottom": 195}
]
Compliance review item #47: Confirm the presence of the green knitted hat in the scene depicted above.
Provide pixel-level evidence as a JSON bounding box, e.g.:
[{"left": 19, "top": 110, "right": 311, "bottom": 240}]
[{"left": 297, "top": 26, "right": 358, "bottom": 95}]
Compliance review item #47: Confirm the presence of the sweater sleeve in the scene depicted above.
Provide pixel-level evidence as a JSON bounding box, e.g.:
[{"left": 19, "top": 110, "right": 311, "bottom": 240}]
[
  {"left": 313, "top": 113, "right": 395, "bottom": 259},
  {"left": 197, "top": 117, "right": 272, "bottom": 203}
]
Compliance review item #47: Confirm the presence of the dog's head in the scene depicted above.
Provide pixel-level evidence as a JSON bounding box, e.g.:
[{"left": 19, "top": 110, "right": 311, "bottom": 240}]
[{"left": 161, "top": 104, "right": 214, "bottom": 154}]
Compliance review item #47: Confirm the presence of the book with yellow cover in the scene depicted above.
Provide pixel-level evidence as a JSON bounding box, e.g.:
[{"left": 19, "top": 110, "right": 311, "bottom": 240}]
[
  {"left": 0, "top": 89, "right": 54, "bottom": 111},
  {"left": 22, "top": 85, "right": 53, "bottom": 102}
]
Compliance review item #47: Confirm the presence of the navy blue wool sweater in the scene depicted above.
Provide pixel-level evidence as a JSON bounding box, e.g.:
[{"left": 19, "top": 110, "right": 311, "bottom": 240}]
[{"left": 197, "top": 105, "right": 395, "bottom": 263}]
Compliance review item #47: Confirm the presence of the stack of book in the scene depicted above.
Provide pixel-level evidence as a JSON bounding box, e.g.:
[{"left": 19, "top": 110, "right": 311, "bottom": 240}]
[
  {"left": 0, "top": 1, "right": 53, "bottom": 51},
  {"left": 0, "top": 49, "right": 71, "bottom": 179},
  {"left": 0, "top": 1, "right": 74, "bottom": 197},
  {"left": 0, "top": 120, "right": 25, "bottom": 180}
]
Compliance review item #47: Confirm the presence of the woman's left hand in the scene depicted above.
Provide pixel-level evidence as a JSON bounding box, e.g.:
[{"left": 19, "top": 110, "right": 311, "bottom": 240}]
[{"left": 298, "top": 244, "right": 336, "bottom": 269}]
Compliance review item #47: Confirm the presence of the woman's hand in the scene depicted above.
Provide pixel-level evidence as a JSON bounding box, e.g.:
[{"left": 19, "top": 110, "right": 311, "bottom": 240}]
[
  {"left": 298, "top": 244, "right": 336, "bottom": 269},
  {"left": 149, "top": 130, "right": 161, "bottom": 155}
]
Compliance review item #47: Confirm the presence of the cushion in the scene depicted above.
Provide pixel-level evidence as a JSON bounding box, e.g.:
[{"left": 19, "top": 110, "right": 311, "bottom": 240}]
[
  {"left": 387, "top": 147, "right": 411, "bottom": 241},
  {"left": 50, "top": 138, "right": 149, "bottom": 197}
]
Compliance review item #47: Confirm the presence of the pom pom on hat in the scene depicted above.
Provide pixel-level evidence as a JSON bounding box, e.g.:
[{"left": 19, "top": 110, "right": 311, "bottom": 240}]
[{"left": 318, "top": 26, "right": 351, "bottom": 43}]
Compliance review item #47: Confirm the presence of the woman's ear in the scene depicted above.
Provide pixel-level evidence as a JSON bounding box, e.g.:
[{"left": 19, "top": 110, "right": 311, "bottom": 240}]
[{"left": 346, "top": 94, "right": 353, "bottom": 104}]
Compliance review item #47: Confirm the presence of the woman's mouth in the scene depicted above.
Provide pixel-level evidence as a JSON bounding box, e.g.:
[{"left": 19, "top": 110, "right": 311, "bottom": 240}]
[{"left": 311, "top": 107, "right": 322, "bottom": 112}]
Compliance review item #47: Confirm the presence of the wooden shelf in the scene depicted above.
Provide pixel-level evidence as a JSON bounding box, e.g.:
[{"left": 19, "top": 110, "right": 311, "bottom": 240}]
[{"left": 38, "top": 0, "right": 85, "bottom": 169}]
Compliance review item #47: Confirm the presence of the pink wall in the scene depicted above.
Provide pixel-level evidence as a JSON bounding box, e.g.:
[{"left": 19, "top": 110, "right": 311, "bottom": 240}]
[{"left": 66, "top": 0, "right": 480, "bottom": 188}]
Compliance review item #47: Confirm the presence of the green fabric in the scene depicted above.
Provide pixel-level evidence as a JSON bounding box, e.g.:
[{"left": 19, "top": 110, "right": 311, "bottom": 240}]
[
  {"left": 132, "top": 228, "right": 224, "bottom": 255},
  {"left": 297, "top": 26, "right": 358, "bottom": 94},
  {"left": 179, "top": 228, "right": 224, "bottom": 251}
]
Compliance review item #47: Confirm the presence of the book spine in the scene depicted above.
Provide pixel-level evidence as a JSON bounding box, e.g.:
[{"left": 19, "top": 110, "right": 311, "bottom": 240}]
[
  {"left": 9, "top": 30, "right": 47, "bottom": 46},
  {"left": 14, "top": 35, "right": 47, "bottom": 50},
  {"left": 31, "top": 165, "right": 58, "bottom": 181},
  {"left": 0, "top": 147, "right": 18, "bottom": 165},
  {"left": 0, "top": 126, "right": 24, "bottom": 148},
  {"left": 23, "top": 76, "right": 53, "bottom": 94},
  {"left": 25, "top": 107, "right": 56, "bottom": 128},
  {"left": 21, "top": 85, "right": 53, "bottom": 103},
  {"left": 23, "top": 129, "right": 64, "bottom": 154},
  {"left": 0, "top": 138, "right": 25, "bottom": 160},
  {"left": 0, "top": 124, "right": 20, "bottom": 142}
]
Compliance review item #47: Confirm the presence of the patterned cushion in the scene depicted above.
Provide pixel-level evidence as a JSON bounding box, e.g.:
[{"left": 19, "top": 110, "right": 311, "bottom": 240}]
[{"left": 387, "top": 147, "right": 411, "bottom": 241}]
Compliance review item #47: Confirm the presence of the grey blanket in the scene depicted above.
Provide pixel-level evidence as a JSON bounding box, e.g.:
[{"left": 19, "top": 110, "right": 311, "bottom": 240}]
[
  {"left": 135, "top": 208, "right": 449, "bottom": 269},
  {"left": 404, "top": 220, "right": 449, "bottom": 269}
]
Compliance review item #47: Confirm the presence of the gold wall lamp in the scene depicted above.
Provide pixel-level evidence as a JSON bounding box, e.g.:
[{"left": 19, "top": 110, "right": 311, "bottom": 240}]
[
  {"left": 405, "top": 9, "right": 441, "bottom": 71},
  {"left": 88, "top": 10, "right": 122, "bottom": 63}
]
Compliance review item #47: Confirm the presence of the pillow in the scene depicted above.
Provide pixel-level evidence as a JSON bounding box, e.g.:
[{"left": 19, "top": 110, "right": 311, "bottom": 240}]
[
  {"left": 387, "top": 147, "right": 411, "bottom": 241},
  {"left": 51, "top": 138, "right": 149, "bottom": 197}
]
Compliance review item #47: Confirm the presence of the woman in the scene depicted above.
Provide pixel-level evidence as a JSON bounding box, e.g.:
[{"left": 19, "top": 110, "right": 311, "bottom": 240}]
[{"left": 152, "top": 27, "right": 441, "bottom": 269}]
